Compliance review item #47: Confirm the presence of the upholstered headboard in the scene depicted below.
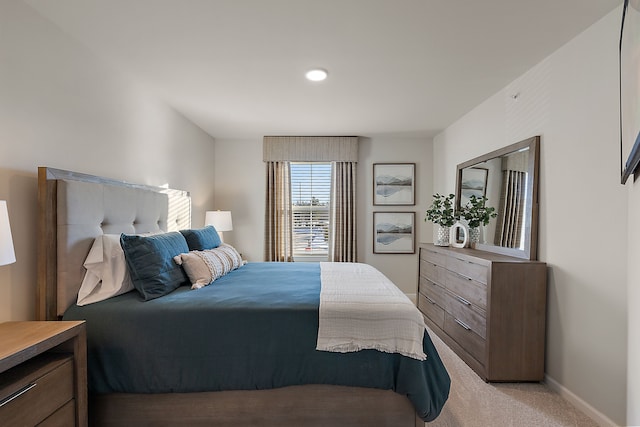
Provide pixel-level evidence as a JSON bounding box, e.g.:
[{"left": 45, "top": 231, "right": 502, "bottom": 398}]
[{"left": 37, "top": 167, "right": 191, "bottom": 320}]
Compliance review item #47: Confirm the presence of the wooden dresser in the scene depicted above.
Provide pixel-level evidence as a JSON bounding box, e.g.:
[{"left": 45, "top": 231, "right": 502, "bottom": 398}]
[
  {"left": 417, "top": 243, "right": 547, "bottom": 382},
  {"left": 0, "top": 321, "right": 87, "bottom": 427}
]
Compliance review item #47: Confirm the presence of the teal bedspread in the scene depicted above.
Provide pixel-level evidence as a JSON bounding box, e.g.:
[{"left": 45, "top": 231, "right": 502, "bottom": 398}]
[{"left": 63, "top": 262, "right": 450, "bottom": 421}]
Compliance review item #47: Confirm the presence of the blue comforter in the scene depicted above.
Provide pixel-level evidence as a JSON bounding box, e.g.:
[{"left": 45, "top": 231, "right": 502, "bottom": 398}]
[{"left": 63, "top": 262, "right": 450, "bottom": 421}]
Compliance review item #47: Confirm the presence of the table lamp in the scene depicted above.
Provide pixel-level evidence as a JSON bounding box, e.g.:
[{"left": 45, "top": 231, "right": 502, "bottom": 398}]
[{"left": 204, "top": 210, "right": 233, "bottom": 243}]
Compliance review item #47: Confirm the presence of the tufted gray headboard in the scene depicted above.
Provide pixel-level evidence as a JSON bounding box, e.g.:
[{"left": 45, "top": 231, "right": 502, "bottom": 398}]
[{"left": 37, "top": 167, "right": 191, "bottom": 320}]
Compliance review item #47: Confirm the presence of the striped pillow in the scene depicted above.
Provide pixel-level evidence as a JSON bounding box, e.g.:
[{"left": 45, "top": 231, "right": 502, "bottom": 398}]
[{"left": 173, "top": 244, "right": 244, "bottom": 289}]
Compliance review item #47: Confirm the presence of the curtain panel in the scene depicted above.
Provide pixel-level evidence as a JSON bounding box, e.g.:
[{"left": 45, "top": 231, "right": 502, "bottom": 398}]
[
  {"left": 330, "top": 162, "right": 357, "bottom": 262},
  {"left": 494, "top": 170, "right": 526, "bottom": 248},
  {"left": 264, "top": 162, "right": 293, "bottom": 262}
]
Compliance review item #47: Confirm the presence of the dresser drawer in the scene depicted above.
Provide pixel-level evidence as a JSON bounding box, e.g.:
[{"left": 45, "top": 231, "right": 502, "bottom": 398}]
[
  {"left": 443, "top": 291, "right": 486, "bottom": 339},
  {"left": 420, "top": 259, "right": 446, "bottom": 285},
  {"left": 447, "top": 256, "right": 488, "bottom": 284},
  {"left": 444, "top": 269, "right": 487, "bottom": 309},
  {"left": 417, "top": 293, "right": 445, "bottom": 329},
  {"left": 0, "top": 355, "right": 74, "bottom": 427},
  {"left": 419, "top": 277, "right": 447, "bottom": 308},
  {"left": 443, "top": 313, "right": 486, "bottom": 364},
  {"left": 420, "top": 247, "right": 447, "bottom": 267}
]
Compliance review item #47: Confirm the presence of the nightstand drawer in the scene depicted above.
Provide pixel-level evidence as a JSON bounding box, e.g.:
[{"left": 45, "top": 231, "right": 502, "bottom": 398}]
[
  {"left": 0, "top": 354, "right": 74, "bottom": 427},
  {"left": 39, "top": 399, "right": 75, "bottom": 427}
]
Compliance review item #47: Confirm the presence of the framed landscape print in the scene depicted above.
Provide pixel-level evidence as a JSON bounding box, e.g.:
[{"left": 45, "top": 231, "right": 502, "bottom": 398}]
[
  {"left": 459, "top": 167, "right": 488, "bottom": 206},
  {"left": 373, "top": 211, "right": 415, "bottom": 254},
  {"left": 373, "top": 163, "right": 415, "bottom": 205}
]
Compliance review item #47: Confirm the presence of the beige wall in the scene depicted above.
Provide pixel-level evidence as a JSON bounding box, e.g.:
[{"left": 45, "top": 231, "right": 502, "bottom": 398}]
[
  {"left": 357, "top": 137, "right": 433, "bottom": 297},
  {"left": 0, "top": 1, "right": 216, "bottom": 321},
  {"left": 213, "top": 136, "right": 433, "bottom": 297},
  {"left": 211, "top": 138, "right": 264, "bottom": 262},
  {"left": 434, "top": 8, "right": 628, "bottom": 425}
]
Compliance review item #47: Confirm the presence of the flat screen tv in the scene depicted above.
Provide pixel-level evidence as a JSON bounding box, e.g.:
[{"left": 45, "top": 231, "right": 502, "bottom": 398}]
[{"left": 621, "top": 0, "right": 640, "bottom": 184}]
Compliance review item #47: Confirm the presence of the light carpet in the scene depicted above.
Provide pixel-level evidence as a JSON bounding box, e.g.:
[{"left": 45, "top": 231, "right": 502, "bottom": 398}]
[{"left": 426, "top": 328, "right": 598, "bottom": 427}]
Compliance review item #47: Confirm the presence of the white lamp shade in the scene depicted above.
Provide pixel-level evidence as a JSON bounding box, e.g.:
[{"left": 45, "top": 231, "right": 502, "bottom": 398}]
[
  {"left": 0, "top": 200, "right": 16, "bottom": 266},
  {"left": 204, "top": 211, "right": 233, "bottom": 232}
]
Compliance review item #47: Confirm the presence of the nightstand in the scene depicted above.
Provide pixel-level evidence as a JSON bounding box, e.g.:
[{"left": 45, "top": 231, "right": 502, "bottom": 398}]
[{"left": 0, "top": 321, "right": 87, "bottom": 427}]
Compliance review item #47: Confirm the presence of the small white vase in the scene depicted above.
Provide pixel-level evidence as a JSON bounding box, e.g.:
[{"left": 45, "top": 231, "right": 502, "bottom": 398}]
[
  {"left": 435, "top": 225, "right": 451, "bottom": 246},
  {"left": 450, "top": 221, "right": 469, "bottom": 248}
]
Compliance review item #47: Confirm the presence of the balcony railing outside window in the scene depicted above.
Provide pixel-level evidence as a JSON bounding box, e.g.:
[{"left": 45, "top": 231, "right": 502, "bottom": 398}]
[{"left": 291, "top": 163, "right": 332, "bottom": 259}]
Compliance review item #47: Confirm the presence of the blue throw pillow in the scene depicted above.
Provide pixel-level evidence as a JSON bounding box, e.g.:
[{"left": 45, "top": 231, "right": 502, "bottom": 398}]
[
  {"left": 120, "top": 231, "right": 190, "bottom": 301},
  {"left": 180, "top": 226, "right": 221, "bottom": 251}
]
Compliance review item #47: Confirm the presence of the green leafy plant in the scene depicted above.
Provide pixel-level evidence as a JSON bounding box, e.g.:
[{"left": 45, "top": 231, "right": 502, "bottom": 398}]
[
  {"left": 424, "top": 193, "right": 456, "bottom": 227},
  {"left": 459, "top": 195, "right": 497, "bottom": 228}
]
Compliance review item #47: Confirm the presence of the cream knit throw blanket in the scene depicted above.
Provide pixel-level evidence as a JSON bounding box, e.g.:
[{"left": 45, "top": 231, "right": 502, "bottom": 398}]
[{"left": 316, "top": 262, "right": 427, "bottom": 361}]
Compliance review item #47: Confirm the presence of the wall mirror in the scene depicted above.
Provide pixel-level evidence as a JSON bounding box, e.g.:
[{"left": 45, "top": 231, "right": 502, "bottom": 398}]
[{"left": 455, "top": 136, "right": 540, "bottom": 260}]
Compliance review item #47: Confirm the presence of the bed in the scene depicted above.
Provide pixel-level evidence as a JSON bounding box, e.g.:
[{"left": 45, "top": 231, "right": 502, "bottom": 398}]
[{"left": 36, "top": 167, "right": 450, "bottom": 427}]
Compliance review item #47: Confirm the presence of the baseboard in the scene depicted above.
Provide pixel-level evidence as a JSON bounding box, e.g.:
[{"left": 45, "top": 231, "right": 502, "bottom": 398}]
[
  {"left": 544, "top": 374, "right": 619, "bottom": 427},
  {"left": 406, "top": 293, "right": 417, "bottom": 305}
]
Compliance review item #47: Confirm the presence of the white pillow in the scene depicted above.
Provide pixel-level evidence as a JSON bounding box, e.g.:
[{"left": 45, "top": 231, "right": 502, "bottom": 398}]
[{"left": 77, "top": 234, "right": 133, "bottom": 305}]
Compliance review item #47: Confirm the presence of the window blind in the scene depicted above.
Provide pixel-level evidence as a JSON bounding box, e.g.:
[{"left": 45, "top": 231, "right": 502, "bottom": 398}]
[{"left": 290, "top": 163, "right": 332, "bottom": 258}]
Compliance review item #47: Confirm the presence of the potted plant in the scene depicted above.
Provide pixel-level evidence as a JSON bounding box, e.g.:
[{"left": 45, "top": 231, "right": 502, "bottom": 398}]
[
  {"left": 458, "top": 195, "right": 497, "bottom": 245},
  {"left": 424, "top": 193, "right": 456, "bottom": 246}
]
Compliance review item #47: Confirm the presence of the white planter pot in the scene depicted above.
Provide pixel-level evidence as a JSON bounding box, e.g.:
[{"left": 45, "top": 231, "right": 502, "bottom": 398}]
[{"left": 435, "top": 225, "right": 451, "bottom": 246}]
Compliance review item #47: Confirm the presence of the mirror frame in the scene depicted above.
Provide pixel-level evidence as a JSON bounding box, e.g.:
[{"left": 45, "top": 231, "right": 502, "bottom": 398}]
[{"left": 455, "top": 136, "right": 540, "bottom": 260}]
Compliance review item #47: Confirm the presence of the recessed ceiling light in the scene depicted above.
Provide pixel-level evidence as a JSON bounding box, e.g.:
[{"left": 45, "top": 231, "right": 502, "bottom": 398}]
[{"left": 305, "top": 68, "right": 328, "bottom": 82}]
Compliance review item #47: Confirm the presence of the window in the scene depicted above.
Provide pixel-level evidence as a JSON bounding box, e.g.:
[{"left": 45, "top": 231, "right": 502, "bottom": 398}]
[
  {"left": 290, "top": 162, "right": 332, "bottom": 260},
  {"left": 264, "top": 136, "right": 357, "bottom": 263}
]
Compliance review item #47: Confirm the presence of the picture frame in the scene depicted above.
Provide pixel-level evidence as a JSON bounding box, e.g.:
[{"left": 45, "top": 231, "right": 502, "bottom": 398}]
[
  {"left": 373, "top": 163, "right": 415, "bottom": 205},
  {"left": 373, "top": 211, "right": 415, "bottom": 254},
  {"left": 459, "top": 167, "right": 488, "bottom": 207},
  {"left": 620, "top": 0, "right": 640, "bottom": 184}
]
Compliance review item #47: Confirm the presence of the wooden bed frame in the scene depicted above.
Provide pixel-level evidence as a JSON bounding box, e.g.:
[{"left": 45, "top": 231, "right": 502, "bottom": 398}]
[{"left": 36, "top": 167, "right": 423, "bottom": 427}]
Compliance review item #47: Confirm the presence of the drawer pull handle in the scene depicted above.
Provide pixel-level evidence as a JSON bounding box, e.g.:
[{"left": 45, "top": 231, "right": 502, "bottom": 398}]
[
  {"left": 425, "top": 296, "right": 436, "bottom": 304},
  {"left": 0, "top": 383, "right": 37, "bottom": 408},
  {"left": 454, "top": 318, "right": 471, "bottom": 331},
  {"left": 453, "top": 271, "right": 474, "bottom": 281},
  {"left": 456, "top": 295, "right": 471, "bottom": 306}
]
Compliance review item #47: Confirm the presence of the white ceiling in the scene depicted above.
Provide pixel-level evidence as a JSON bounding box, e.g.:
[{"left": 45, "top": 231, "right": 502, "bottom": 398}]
[{"left": 25, "top": 0, "right": 622, "bottom": 140}]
